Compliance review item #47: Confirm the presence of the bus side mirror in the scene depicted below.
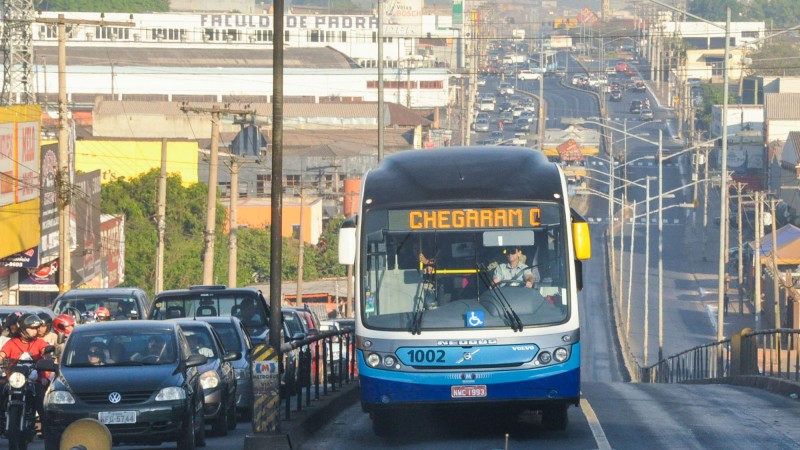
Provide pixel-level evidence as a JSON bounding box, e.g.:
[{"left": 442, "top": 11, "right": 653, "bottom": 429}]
[
  {"left": 338, "top": 218, "right": 357, "bottom": 265},
  {"left": 572, "top": 221, "right": 591, "bottom": 260}
]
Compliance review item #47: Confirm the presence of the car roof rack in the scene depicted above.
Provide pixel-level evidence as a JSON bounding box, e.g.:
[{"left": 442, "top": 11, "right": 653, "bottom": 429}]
[{"left": 189, "top": 285, "right": 227, "bottom": 290}]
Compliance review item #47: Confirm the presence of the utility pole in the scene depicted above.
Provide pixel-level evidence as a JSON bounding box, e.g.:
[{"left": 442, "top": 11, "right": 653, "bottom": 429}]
[
  {"left": 754, "top": 191, "right": 762, "bottom": 331},
  {"left": 296, "top": 184, "right": 305, "bottom": 307},
  {"left": 770, "top": 197, "right": 780, "bottom": 329},
  {"left": 155, "top": 139, "right": 167, "bottom": 293},
  {"left": 37, "top": 14, "right": 134, "bottom": 293},
  {"left": 180, "top": 104, "right": 253, "bottom": 285},
  {"left": 228, "top": 157, "right": 241, "bottom": 287}
]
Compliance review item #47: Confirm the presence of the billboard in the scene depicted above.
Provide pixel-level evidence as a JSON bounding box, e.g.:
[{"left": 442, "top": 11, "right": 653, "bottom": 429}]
[
  {"left": 452, "top": 0, "right": 463, "bottom": 27},
  {"left": 0, "top": 105, "right": 42, "bottom": 258},
  {"left": 40, "top": 143, "right": 59, "bottom": 263},
  {"left": 71, "top": 170, "right": 101, "bottom": 287},
  {"left": 383, "top": 0, "right": 423, "bottom": 37},
  {"left": 100, "top": 214, "right": 125, "bottom": 288}
]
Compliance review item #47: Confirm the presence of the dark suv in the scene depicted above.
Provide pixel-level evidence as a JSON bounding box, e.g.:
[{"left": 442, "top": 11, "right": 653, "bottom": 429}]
[
  {"left": 51, "top": 287, "right": 151, "bottom": 322},
  {"left": 149, "top": 285, "right": 269, "bottom": 344},
  {"left": 629, "top": 100, "right": 642, "bottom": 114}
]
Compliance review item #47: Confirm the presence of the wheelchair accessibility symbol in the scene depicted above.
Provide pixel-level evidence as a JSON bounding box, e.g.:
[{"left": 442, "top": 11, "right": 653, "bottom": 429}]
[{"left": 466, "top": 310, "right": 485, "bottom": 328}]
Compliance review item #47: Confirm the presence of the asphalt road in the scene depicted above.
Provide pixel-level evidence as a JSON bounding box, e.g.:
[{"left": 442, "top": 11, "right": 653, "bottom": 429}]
[{"left": 300, "top": 52, "right": 800, "bottom": 449}]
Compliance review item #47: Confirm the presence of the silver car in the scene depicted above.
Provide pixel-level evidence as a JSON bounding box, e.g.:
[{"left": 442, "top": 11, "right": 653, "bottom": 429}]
[
  {"left": 474, "top": 119, "right": 490, "bottom": 132},
  {"left": 201, "top": 316, "right": 254, "bottom": 420},
  {"left": 639, "top": 107, "right": 654, "bottom": 121}
]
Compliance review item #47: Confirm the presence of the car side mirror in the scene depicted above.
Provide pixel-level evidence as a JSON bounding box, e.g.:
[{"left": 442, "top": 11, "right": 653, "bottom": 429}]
[
  {"left": 291, "top": 332, "right": 306, "bottom": 342},
  {"left": 223, "top": 351, "right": 241, "bottom": 362},
  {"left": 36, "top": 358, "right": 58, "bottom": 372},
  {"left": 186, "top": 354, "right": 208, "bottom": 368}
]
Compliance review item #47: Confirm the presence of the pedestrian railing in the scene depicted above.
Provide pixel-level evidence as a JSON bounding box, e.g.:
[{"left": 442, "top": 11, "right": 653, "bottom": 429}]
[
  {"left": 642, "top": 328, "right": 800, "bottom": 385},
  {"left": 279, "top": 326, "right": 355, "bottom": 420}
]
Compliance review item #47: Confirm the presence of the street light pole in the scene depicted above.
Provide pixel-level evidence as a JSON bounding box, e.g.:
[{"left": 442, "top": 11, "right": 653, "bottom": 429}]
[
  {"left": 657, "top": 129, "right": 664, "bottom": 361},
  {"left": 644, "top": 177, "right": 652, "bottom": 367},
  {"left": 715, "top": 7, "right": 731, "bottom": 342}
]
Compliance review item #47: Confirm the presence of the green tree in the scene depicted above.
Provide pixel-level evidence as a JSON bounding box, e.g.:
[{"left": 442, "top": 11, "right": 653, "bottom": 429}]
[
  {"left": 688, "top": 0, "right": 744, "bottom": 21},
  {"left": 101, "top": 169, "right": 347, "bottom": 295},
  {"left": 743, "top": 35, "right": 800, "bottom": 77}
]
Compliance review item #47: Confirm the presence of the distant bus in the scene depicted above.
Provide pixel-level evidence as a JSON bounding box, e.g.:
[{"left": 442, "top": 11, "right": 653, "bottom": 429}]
[{"left": 338, "top": 147, "right": 591, "bottom": 435}]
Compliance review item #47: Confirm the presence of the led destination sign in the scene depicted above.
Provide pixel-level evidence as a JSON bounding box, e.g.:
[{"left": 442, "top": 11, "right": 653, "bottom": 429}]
[{"left": 388, "top": 208, "right": 542, "bottom": 230}]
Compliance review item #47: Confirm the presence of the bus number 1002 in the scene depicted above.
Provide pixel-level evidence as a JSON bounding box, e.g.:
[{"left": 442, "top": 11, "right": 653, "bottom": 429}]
[{"left": 407, "top": 349, "right": 445, "bottom": 363}]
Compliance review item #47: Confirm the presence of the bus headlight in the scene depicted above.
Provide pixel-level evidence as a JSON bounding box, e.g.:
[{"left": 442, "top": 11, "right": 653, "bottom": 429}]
[
  {"left": 537, "top": 351, "right": 552, "bottom": 365},
  {"left": 366, "top": 353, "right": 382, "bottom": 368},
  {"left": 553, "top": 347, "right": 569, "bottom": 363},
  {"left": 383, "top": 355, "right": 397, "bottom": 368}
]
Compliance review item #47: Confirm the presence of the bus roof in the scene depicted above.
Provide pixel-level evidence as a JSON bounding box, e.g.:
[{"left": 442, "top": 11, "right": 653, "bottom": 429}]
[{"left": 364, "top": 147, "right": 563, "bottom": 207}]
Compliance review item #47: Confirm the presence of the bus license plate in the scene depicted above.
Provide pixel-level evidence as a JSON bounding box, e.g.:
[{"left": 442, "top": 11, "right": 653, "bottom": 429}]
[
  {"left": 451, "top": 385, "right": 487, "bottom": 398},
  {"left": 99, "top": 411, "right": 137, "bottom": 424}
]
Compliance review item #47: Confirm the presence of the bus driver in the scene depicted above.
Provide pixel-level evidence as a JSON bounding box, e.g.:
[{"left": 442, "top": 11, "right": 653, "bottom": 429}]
[{"left": 492, "top": 246, "right": 540, "bottom": 288}]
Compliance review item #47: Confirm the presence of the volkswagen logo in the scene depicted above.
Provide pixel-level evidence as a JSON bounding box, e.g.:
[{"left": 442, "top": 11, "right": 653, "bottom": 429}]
[
  {"left": 108, "top": 392, "right": 122, "bottom": 404},
  {"left": 463, "top": 352, "right": 472, "bottom": 361}
]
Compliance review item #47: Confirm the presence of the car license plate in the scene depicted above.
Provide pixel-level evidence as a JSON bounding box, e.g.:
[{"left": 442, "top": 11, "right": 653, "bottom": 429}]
[
  {"left": 98, "top": 411, "right": 137, "bottom": 424},
  {"left": 451, "top": 385, "right": 487, "bottom": 398}
]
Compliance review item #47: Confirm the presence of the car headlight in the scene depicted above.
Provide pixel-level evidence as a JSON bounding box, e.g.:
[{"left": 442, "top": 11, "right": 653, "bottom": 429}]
[
  {"left": 200, "top": 371, "right": 220, "bottom": 390},
  {"left": 8, "top": 372, "right": 26, "bottom": 389},
  {"left": 46, "top": 390, "right": 75, "bottom": 405},
  {"left": 155, "top": 386, "right": 186, "bottom": 401}
]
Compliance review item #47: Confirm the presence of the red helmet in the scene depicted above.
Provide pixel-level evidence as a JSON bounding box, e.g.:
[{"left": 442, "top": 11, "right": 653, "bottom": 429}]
[
  {"left": 53, "top": 314, "right": 76, "bottom": 335},
  {"left": 95, "top": 307, "right": 111, "bottom": 321}
]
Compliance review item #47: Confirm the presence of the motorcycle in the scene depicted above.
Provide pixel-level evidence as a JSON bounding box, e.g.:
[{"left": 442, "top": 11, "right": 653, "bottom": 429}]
[{"left": 1, "top": 346, "right": 56, "bottom": 450}]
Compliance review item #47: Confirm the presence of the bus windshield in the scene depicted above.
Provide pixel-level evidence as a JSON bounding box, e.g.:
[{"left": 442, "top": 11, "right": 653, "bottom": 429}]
[{"left": 361, "top": 203, "right": 569, "bottom": 332}]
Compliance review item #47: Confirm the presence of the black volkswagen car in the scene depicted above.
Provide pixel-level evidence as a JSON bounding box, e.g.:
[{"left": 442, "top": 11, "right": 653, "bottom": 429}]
[
  {"left": 41, "top": 321, "right": 207, "bottom": 450},
  {"left": 166, "top": 318, "right": 238, "bottom": 436}
]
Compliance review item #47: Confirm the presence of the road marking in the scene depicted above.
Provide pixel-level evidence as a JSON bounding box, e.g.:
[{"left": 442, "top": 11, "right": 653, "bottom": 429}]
[{"left": 580, "top": 397, "right": 612, "bottom": 450}]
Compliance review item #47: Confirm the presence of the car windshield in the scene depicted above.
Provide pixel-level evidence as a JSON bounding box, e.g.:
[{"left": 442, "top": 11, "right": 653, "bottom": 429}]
[
  {"left": 360, "top": 203, "right": 570, "bottom": 331},
  {"left": 182, "top": 327, "right": 218, "bottom": 359},
  {"left": 63, "top": 330, "right": 177, "bottom": 367},
  {"left": 208, "top": 322, "right": 243, "bottom": 353},
  {"left": 54, "top": 297, "right": 140, "bottom": 320}
]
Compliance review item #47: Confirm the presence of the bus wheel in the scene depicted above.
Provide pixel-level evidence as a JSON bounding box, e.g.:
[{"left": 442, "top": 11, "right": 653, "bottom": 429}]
[
  {"left": 541, "top": 404, "right": 568, "bottom": 431},
  {"left": 371, "top": 410, "right": 393, "bottom": 437}
]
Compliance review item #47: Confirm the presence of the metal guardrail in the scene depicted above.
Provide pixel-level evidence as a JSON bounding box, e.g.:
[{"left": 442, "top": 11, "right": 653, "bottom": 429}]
[
  {"left": 642, "top": 328, "right": 800, "bottom": 385},
  {"left": 279, "top": 327, "right": 356, "bottom": 420}
]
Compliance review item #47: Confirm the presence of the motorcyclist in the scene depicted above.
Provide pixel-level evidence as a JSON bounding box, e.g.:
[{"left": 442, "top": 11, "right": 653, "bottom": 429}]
[
  {"left": 94, "top": 307, "right": 111, "bottom": 322},
  {"left": 0, "top": 313, "right": 51, "bottom": 427},
  {"left": 37, "top": 315, "right": 58, "bottom": 346},
  {"left": 52, "top": 314, "right": 76, "bottom": 363}
]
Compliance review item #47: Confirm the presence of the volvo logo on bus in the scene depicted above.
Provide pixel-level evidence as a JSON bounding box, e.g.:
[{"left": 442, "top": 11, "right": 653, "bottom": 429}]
[{"left": 437, "top": 339, "right": 497, "bottom": 346}]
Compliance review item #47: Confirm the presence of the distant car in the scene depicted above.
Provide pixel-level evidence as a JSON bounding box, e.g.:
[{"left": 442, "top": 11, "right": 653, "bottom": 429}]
[
  {"left": 500, "top": 111, "right": 514, "bottom": 124},
  {"left": 476, "top": 77, "right": 487, "bottom": 86},
  {"left": 629, "top": 100, "right": 642, "bottom": 114},
  {"left": 488, "top": 130, "right": 505, "bottom": 144},
  {"left": 514, "top": 118, "right": 531, "bottom": 131},
  {"left": 167, "top": 318, "right": 238, "bottom": 436},
  {"left": 202, "top": 316, "right": 253, "bottom": 420},
  {"left": 0, "top": 305, "right": 55, "bottom": 325},
  {"left": 52, "top": 287, "right": 151, "bottom": 322},
  {"left": 615, "top": 61, "right": 629, "bottom": 72},
  {"left": 497, "top": 102, "right": 513, "bottom": 113},
  {"left": 519, "top": 110, "right": 535, "bottom": 123},
  {"left": 517, "top": 70, "right": 541, "bottom": 81},
  {"left": 474, "top": 118, "right": 490, "bottom": 132},
  {"left": 319, "top": 318, "right": 355, "bottom": 382},
  {"left": 42, "top": 320, "right": 208, "bottom": 449},
  {"left": 609, "top": 89, "right": 623, "bottom": 101},
  {"left": 639, "top": 107, "right": 654, "bottom": 121}
]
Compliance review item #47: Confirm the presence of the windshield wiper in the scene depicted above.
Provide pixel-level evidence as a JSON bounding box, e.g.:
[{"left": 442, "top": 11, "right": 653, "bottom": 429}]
[
  {"left": 410, "top": 272, "right": 435, "bottom": 335},
  {"left": 477, "top": 263, "right": 523, "bottom": 332}
]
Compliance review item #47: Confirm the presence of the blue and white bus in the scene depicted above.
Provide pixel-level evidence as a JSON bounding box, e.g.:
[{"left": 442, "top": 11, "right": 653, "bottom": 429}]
[{"left": 338, "top": 147, "right": 591, "bottom": 434}]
